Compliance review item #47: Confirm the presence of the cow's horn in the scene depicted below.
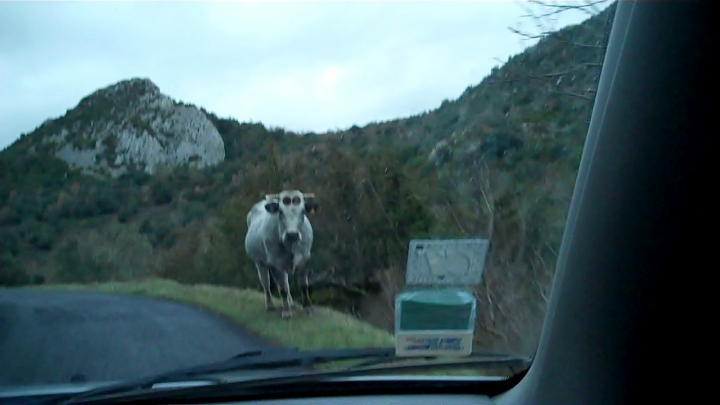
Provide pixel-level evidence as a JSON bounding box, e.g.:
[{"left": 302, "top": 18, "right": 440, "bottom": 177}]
[
  {"left": 304, "top": 193, "right": 315, "bottom": 199},
  {"left": 265, "top": 194, "right": 279, "bottom": 200}
]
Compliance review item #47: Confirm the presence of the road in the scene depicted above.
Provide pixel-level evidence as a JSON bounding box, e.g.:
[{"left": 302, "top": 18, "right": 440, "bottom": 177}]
[{"left": 0, "top": 289, "right": 268, "bottom": 387}]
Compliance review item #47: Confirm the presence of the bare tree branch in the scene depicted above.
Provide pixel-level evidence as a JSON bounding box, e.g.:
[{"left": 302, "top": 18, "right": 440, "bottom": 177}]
[
  {"left": 446, "top": 199, "right": 467, "bottom": 234},
  {"left": 554, "top": 37, "right": 606, "bottom": 48},
  {"left": 312, "top": 277, "right": 367, "bottom": 296},
  {"left": 510, "top": 27, "right": 607, "bottom": 49},
  {"left": 479, "top": 174, "right": 495, "bottom": 241},
  {"left": 546, "top": 243, "right": 559, "bottom": 258},
  {"left": 552, "top": 90, "right": 594, "bottom": 100},
  {"left": 486, "top": 327, "right": 510, "bottom": 342},
  {"left": 535, "top": 279, "right": 550, "bottom": 304},
  {"left": 514, "top": 210, "right": 528, "bottom": 267},
  {"left": 508, "top": 27, "right": 545, "bottom": 40},
  {"left": 531, "top": 0, "right": 608, "bottom": 13},
  {"left": 530, "top": 251, "right": 550, "bottom": 304},
  {"left": 542, "top": 62, "right": 603, "bottom": 77},
  {"left": 484, "top": 280, "right": 496, "bottom": 323},
  {"left": 534, "top": 248, "right": 548, "bottom": 269}
]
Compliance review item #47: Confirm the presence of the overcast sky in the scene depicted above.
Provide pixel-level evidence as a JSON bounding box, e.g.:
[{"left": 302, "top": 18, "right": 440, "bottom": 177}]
[{"left": 0, "top": 1, "right": 600, "bottom": 150}]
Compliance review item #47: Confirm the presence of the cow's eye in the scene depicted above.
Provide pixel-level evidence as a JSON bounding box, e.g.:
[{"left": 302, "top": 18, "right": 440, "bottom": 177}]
[
  {"left": 282, "top": 197, "right": 291, "bottom": 205},
  {"left": 292, "top": 196, "right": 301, "bottom": 205}
]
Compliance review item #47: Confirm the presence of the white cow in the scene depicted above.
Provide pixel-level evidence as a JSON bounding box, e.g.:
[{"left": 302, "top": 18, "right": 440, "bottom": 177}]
[{"left": 244, "top": 190, "right": 318, "bottom": 318}]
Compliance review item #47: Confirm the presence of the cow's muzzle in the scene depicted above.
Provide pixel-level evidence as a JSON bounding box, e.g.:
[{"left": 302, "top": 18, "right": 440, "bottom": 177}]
[{"left": 284, "top": 232, "right": 301, "bottom": 244}]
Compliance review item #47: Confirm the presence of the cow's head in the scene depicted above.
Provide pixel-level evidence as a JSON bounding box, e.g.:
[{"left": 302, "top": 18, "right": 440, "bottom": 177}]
[{"left": 264, "top": 190, "right": 318, "bottom": 245}]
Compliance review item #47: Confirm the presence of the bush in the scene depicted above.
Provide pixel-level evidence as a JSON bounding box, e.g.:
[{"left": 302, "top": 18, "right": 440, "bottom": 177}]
[
  {"left": 0, "top": 207, "right": 21, "bottom": 225},
  {"left": 74, "top": 197, "right": 99, "bottom": 218},
  {"left": 139, "top": 218, "right": 153, "bottom": 235},
  {"left": 120, "top": 168, "right": 151, "bottom": 187},
  {"left": 56, "top": 240, "right": 111, "bottom": 283},
  {"left": 0, "top": 231, "right": 19, "bottom": 256},
  {"left": 161, "top": 231, "right": 178, "bottom": 249},
  {"left": 151, "top": 179, "right": 173, "bottom": 205},
  {"left": 159, "top": 226, "right": 254, "bottom": 289},
  {"left": 13, "top": 195, "right": 42, "bottom": 220},
  {"left": 26, "top": 222, "right": 57, "bottom": 251},
  {"left": 0, "top": 254, "right": 30, "bottom": 286},
  {"left": 139, "top": 217, "right": 174, "bottom": 248},
  {"left": 181, "top": 202, "right": 206, "bottom": 226},
  {"left": 96, "top": 186, "right": 120, "bottom": 214},
  {"left": 118, "top": 200, "right": 139, "bottom": 223}
]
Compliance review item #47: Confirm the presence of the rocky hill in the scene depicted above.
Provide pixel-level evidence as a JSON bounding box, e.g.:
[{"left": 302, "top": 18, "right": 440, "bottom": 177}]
[{"left": 31, "top": 78, "right": 225, "bottom": 177}]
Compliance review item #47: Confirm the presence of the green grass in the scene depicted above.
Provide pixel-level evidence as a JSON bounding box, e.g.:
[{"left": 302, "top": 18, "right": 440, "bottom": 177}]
[{"left": 35, "top": 277, "right": 395, "bottom": 351}]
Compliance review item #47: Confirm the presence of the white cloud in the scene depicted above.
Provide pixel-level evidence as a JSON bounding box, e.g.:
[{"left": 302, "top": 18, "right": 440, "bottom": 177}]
[{"left": 0, "top": 1, "right": 600, "bottom": 149}]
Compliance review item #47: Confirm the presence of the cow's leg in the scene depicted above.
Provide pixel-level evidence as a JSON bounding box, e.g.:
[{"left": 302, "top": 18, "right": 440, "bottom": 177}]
[
  {"left": 256, "top": 263, "right": 275, "bottom": 311},
  {"left": 271, "top": 267, "right": 293, "bottom": 319},
  {"left": 297, "top": 267, "right": 314, "bottom": 314},
  {"left": 281, "top": 271, "right": 294, "bottom": 319}
]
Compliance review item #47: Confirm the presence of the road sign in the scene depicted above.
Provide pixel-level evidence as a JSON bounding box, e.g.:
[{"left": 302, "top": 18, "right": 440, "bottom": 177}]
[{"left": 405, "top": 239, "right": 490, "bottom": 286}]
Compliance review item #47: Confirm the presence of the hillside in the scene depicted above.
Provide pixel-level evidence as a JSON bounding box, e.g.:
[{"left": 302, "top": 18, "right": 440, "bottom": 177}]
[
  {"left": 0, "top": 4, "right": 615, "bottom": 355},
  {"left": 16, "top": 78, "right": 225, "bottom": 178}
]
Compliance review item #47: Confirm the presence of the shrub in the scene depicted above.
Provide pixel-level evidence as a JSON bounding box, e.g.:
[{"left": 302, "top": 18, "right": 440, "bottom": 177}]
[
  {"left": 151, "top": 179, "right": 173, "bottom": 205},
  {"left": 56, "top": 240, "right": 111, "bottom": 283},
  {"left": 27, "top": 222, "right": 57, "bottom": 251},
  {"left": 0, "top": 254, "right": 30, "bottom": 286},
  {"left": 118, "top": 200, "right": 139, "bottom": 223},
  {"left": 0, "top": 231, "right": 19, "bottom": 256}
]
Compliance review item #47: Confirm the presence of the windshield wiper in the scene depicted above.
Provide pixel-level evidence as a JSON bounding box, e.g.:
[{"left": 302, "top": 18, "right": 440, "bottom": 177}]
[
  {"left": 58, "top": 348, "right": 531, "bottom": 405},
  {"left": 55, "top": 348, "right": 387, "bottom": 405}
]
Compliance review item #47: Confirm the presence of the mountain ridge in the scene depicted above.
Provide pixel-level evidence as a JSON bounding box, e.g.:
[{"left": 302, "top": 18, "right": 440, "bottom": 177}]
[{"left": 21, "top": 77, "right": 225, "bottom": 177}]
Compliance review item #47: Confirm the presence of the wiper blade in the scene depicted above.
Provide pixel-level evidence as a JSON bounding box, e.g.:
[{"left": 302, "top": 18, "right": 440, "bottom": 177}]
[
  {"left": 59, "top": 348, "right": 530, "bottom": 405},
  {"left": 58, "top": 348, "right": 392, "bottom": 404},
  {"left": 343, "top": 349, "right": 527, "bottom": 371}
]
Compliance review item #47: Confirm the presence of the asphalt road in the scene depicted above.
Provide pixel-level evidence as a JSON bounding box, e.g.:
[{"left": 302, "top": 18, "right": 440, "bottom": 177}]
[{"left": 0, "top": 289, "right": 268, "bottom": 387}]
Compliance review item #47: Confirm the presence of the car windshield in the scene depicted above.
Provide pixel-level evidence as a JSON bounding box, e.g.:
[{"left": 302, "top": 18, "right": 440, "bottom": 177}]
[{"left": 0, "top": 0, "right": 615, "bottom": 394}]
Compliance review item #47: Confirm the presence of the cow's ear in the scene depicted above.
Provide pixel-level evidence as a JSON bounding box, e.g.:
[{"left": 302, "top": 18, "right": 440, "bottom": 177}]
[
  {"left": 303, "top": 193, "right": 318, "bottom": 214},
  {"left": 304, "top": 201, "right": 319, "bottom": 215},
  {"left": 265, "top": 201, "right": 279, "bottom": 214}
]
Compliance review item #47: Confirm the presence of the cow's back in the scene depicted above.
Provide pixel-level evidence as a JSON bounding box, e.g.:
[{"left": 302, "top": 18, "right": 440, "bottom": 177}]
[
  {"left": 246, "top": 200, "right": 266, "bottom": 228},
  {"left": 245, "top": 201, "right": 271, "bottom": 264}
]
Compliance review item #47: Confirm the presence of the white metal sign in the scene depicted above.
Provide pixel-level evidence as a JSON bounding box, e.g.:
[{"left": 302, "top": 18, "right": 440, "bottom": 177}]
[{"left": 405, "top": 239, "right": 490, "bottom": 286}]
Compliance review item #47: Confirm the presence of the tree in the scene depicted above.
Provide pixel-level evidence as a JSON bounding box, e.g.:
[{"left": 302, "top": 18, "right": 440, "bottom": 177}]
[
  {"left": 56, "top": 240, "right": 110, "bottom": 283},
  {"left": 506, "top": 0, "right": 616, "bottom": 112},
  {"left": 0, "top": 231, "right": 19, "bottom": 256},
  {"left": 309, "top": 146, "right": 364, "bottom": 285},
  {"left": 117, "top": 199, "right": 139, "bottom": 223},
  {"left": 0, "top": 254, "right": 29, "bottom": 286},
  {"left": 28, "top": 222, "right": 56, "bottom": 251},
  {"left": 361, "top": 150, "right": 434, "bottom": 271},
  {"left": 96, "top": 184, "right": 120, "bottom": 214},
  {"left": 151, "top": 178, "right": 173, "bottom": 205}
]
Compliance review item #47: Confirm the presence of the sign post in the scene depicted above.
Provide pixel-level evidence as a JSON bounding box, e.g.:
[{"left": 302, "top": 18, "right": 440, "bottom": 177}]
[{"left": 395, "top": 239, "right": 489, "bottom": 357}]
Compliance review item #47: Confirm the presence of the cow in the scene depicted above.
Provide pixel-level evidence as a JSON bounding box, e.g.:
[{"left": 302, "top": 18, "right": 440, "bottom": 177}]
[{"left": 244, "top": 190, "right": 318, "bottom": 318}]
